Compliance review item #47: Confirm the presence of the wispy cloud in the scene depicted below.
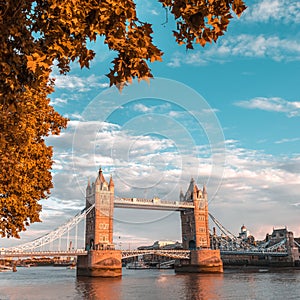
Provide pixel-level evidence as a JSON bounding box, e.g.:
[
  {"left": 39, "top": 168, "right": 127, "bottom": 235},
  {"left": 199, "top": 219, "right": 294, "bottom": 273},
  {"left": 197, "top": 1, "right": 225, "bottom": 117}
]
[
  {"left": 53, "top": 74, "right": 109, "bottom": 92},
  {"left": 133, "top": 103, "right": 154, "bottom": 113},
  {"left": 275, "top": 137, "right": 300, "bottom": 144},
  {"left": 50, "top": 97, "right": 68, "bottom": 107},
  {"left": 234, "top": 97, "right": 300, "bottom": 117},
  {"left": 244, "top": 0, "right": 300, "bottom": 24},
  {"left": 168, "top": 34, "right": 300, "bottom": 67}
]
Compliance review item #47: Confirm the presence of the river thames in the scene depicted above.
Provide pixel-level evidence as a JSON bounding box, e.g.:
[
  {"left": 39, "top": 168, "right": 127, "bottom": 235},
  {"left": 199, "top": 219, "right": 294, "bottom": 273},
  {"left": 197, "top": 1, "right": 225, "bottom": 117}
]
[{"left": 0, "top": 267, "right": 299, "bottom": 299}]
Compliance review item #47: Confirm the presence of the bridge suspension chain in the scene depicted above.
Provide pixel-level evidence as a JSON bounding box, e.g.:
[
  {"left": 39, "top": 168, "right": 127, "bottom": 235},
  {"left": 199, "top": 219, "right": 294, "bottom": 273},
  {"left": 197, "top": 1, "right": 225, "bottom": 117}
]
[
  {"left": 263, "top": 238, "right": 287, "bottom": 252},
  {"left": 208, "top": 213, "right": 237, "bottom": 241},
  {"left": 7, "top": 204, "right": 95, "bottom": 252}
]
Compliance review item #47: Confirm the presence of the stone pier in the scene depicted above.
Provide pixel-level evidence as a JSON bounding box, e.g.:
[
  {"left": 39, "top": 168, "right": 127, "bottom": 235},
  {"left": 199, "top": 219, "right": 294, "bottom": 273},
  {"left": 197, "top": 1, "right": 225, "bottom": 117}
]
[
  {"left": 77, "top": 250, "right": 122, "bottom": 277},
  {"left": 175, "top": 249, "right": 223, "bottom": 273}
]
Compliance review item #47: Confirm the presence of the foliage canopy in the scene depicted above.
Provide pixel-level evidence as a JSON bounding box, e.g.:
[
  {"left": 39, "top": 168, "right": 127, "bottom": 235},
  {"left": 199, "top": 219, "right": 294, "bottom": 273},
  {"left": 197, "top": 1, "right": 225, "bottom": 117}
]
[{"left": 0, "top": 0, "right": 246, "bottom": 238}]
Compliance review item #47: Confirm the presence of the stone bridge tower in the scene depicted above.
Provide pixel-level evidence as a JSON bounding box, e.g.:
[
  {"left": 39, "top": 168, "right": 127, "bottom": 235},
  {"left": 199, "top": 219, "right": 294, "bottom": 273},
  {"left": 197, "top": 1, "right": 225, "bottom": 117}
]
[
  {"left": 85, "top": 168, "right": 115, "bottom": 250},
  {"left": 77, "top": 168, "right": 122, "bottom": 277},
  {"left": 180, "top": 178, "right": 210, "bottom": 250},
  {"left": 176, "top": 178, "right": 223, "bottom": 273}
]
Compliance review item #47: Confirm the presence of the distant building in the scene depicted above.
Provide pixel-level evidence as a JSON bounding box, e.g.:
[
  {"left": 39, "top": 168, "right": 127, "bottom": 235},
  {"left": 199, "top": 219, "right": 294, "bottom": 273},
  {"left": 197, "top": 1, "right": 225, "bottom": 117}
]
[
  {"left": 238, "top": 225, "right": 250, "bottom": 240},
  {"left": 138, "top": 240, "right": 182, "bottom": 250}
]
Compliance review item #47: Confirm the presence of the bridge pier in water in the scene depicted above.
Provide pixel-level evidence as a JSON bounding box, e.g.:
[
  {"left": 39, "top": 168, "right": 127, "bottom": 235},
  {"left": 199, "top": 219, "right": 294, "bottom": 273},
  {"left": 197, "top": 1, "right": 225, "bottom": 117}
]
[
  {"left": 175, "top": 249, "right": 223, "bottom": 273},
  {"left": 77, "top": 250, "right": 122, "bottom": 277},
  {"left": 175, "top": 179, "right": 223, "bottom": 273}
]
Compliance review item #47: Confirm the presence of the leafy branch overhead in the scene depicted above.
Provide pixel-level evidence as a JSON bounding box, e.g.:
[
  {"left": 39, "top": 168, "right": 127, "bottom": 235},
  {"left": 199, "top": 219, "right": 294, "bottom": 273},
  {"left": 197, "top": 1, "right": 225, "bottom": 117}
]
[{"left": 0, "top": 0, "right": 246, "bottom": 238}]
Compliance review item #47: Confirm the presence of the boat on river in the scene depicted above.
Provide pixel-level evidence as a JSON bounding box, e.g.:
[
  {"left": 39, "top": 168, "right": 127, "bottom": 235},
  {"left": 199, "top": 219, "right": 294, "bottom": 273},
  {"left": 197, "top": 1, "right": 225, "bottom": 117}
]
[
  {"left": 126, "top": 261, "right": 150, "bottom": 270},
  {"left": 0, "top": 265, "right": 12, "bottom": 272}
]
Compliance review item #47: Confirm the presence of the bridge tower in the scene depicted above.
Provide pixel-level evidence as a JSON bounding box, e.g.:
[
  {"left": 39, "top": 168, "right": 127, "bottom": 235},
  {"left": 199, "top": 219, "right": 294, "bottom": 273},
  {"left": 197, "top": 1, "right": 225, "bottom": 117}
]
[
  {"left": 85, "top": 168, "right": 115, "bottom": 250},
  {"left": 180, "top": 178, "right": 210, "bottom": 250},
  {"left": 77, "top": 168, "right": 122, "bottom": 277},
  {"left": 176, "top": 178, "right": 223, "bottom": 273}
]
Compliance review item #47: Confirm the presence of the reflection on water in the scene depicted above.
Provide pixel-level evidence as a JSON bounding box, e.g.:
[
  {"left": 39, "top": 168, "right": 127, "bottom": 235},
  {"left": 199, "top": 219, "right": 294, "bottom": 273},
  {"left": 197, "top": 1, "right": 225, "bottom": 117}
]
[
  {"left": 0, "top": 267, "right": 300, "bottom": 300},
  {"left": 181, "top": 273, "right": 224, "bottom": 300},
  {"left": 75, "top": 270, "right": 225, "bottom": 300},
  {"left": 76, "top": 276, "right": 122, "bottom": 300}
]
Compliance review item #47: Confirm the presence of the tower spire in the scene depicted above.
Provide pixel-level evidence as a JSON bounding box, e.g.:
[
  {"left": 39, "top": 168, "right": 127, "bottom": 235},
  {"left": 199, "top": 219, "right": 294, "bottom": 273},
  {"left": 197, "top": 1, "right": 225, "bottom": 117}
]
[
  {"left": 203, "top": 184, "right": 207, "bottom": 195},
  {"left": 98, "top": 167, "right": 106, "bottom": 183},
  {"left": 109, "top": 175, "right": 114, "bottom": 188}
]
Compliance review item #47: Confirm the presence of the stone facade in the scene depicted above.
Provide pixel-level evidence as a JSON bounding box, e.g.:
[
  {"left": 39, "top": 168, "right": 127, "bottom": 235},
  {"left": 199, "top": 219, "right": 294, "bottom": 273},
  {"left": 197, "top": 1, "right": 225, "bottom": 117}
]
[
  {"left": 85, "top": 168, "right": 115, "bottom": 250},
  {"left": 77, "top": 250, "right": 122, "bottom": 277},
  {"left": 177, "top": 179, "right": 223, "bottom": 273},
  {"left": 77, "top": 168, "right": 121, "bottom": 277},
  {"left": 175, "top": 249, "right": 223, "bottom": 273},
  {"left": 180, "top": 178, "right": 210, "bottom": 250}
]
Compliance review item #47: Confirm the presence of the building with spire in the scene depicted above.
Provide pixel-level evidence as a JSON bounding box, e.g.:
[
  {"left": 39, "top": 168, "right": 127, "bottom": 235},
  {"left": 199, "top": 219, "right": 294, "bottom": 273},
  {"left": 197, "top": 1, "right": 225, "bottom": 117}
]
[
  {"left": 180, "top": 178, "right": 210, "bottom": 250},
  {"left": 85, "top": 168, "right": 115, "bottom": 250}
]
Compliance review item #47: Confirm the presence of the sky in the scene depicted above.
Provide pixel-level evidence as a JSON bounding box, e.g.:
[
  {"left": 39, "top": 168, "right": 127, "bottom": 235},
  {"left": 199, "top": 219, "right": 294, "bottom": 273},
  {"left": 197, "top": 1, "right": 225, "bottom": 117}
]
[{"left": 3, "top": 0, "right": 300, "bottom": 249}]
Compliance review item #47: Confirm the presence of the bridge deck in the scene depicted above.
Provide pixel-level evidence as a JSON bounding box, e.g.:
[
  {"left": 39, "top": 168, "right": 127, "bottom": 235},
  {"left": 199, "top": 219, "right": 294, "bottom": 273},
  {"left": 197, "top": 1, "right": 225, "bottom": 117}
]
[
  {"left": 1, "top": 249, "right": 288, "bottom": 259},
  {"left": 114, "top": 198, "right": 194, "bottom": 211},
  {"left": 0, "top": 250, "right": 87, "bottom": 258}
]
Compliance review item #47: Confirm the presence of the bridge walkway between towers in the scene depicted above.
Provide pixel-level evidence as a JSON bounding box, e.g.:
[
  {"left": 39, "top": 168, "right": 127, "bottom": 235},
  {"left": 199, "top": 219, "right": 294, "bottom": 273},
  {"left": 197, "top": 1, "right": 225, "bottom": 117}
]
[{"left": 114, "top": 197, "right": 194, "bottom": 211}]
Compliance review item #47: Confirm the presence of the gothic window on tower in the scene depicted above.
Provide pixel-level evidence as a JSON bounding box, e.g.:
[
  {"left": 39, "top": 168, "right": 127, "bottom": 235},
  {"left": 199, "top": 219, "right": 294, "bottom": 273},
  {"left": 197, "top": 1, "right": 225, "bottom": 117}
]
[{"left": 199, "top": 227, "right": 206, "bottom": 233}]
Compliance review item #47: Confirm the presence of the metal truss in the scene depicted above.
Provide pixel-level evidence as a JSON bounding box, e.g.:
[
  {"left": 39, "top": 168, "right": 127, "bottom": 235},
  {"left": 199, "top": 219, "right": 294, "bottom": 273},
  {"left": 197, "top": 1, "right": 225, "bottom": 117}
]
[
  {"left": 209, "top": 213, "right": 238, "bottom": 241},
  {"left": 263, "top": 238, "right": 287, "bottom": 252},
  {"left": 209, "top": 213, "right": 288, "bottom": 255},
  {"left": 121, "top": 250, "right": 191, "bottom": 260},
  {"left": 6, "top": 204, "right": 95, "bottom": 253},
  {"left": 294, "top": 240, "right": 300, "bottom": 248}
]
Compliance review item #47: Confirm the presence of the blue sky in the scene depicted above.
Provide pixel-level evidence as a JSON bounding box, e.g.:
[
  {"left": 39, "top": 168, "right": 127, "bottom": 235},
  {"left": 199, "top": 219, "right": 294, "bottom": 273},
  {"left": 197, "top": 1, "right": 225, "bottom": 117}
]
[{"left": 4, "top": 0, "right": 300, "bottom": 248}]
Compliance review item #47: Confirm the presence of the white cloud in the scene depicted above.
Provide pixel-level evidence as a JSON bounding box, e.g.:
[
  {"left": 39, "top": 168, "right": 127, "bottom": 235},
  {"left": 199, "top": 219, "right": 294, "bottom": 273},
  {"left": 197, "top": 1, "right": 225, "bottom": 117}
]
[
  {"left": 275, "top": 137, "right": 300, "bottom": 144},
  {"left": 53, "top": 74, "right": 109, "bottom": 92},
  {"left": 50, "top": 97, "right": 67, "bottom": 107},
  {"left": 168, "top": 34, "right": 300, "bottom": 67},
  {"left": 133, "top": 103, "right": 154, "bottom": 113},
  {"left": 234, "top": 97, "right": 300, "bottom": 117},
  {"left": 244, "top": 0, "right": 300, "bottom": 24}
]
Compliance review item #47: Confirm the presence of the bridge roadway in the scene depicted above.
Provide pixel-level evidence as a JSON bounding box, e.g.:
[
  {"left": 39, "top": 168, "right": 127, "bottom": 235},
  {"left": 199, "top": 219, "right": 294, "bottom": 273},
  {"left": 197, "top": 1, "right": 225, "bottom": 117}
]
[
  {"left": 0, "top": 250, "right": 191, "bottom": 260},
  {"left": 220, "top": 250, "right": 288, "bottom": 257},
  {"left": 0, "top": 249, "right": 288, "bottom": 259},
  {"left": 114, "top": 197, "right": 194, "bottom": 211}
]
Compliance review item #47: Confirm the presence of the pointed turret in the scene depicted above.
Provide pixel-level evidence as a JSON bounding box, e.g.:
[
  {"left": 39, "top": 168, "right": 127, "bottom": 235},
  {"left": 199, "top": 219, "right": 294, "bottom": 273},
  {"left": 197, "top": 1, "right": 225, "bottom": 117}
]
[
  {"left": 185, "top": 177, "right": 195, "bottom": 201},
  {"left": 98, "top": 167, "right": 106, "bottom": 183},
  {"left": 179, "top": 188, "right": 184, "bottom": 201},
  {"left": 193, "top": 184, "right": 198, "bottom": 193},
  {"left": 108, "top": 175, "right": 114, "bottom": 186},
  {"left": 108, "top": 175, "right": 115, "bottom": 192},
  {"left": 203, "top": 184, "right": 207, "bottom": 195},
  {"left": 86, "top": 178, "right": 92, "bottom": 197}
]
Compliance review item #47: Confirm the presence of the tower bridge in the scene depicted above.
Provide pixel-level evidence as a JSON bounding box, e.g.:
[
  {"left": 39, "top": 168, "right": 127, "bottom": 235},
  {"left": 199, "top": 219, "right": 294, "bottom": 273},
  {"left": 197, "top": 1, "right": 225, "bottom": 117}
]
[{"left": 2, "top": 168, "right": 297, "bottom": 275}]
